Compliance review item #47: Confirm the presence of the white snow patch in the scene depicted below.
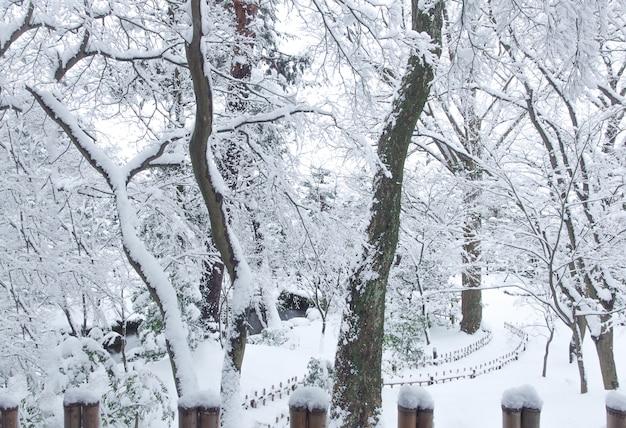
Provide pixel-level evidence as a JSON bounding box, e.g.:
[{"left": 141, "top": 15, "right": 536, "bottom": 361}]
[
  {"left": 0, "top": 392, "right": 19, "bottom": 409},
  {"left": 63, "top": 388, "right": 100, "bottom": 405},
  {"left": 397, "top": 385, "right": 434, "bottom": 410},
  {"left": 606, "top": 390, "right": 626, "bottom": 412},
  {"left": 178, "top": 389, "right": 220, "bottom": 409},
  {"left": 289, "top": 386, "right": 329, "bottom": 411},
  {"left": 501, "top": 384, "right": 543, "bottom": 410}
]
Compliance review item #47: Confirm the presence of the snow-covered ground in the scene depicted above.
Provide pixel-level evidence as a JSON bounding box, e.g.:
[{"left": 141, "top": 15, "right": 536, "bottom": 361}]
[{"left": 152, "top": 287, "right": 625, "bottom": 427}]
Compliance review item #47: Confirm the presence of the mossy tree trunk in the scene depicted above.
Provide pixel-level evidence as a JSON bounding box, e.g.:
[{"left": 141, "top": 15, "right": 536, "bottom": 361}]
[{"left": 330, "top": 2, "right": 443, "bottom": 426}]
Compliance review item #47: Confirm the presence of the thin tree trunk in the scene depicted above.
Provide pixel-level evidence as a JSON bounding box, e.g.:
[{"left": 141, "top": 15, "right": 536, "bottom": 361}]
[
  {"left": 592, "top": 317, "right": 619, "bottom": 390},
  {"left": 331, "top": 3, "right": 443, "bottom": 426},
  {"left": 542, "top": 323, "right": 554, "bottom": 377},
  {"left": 572, "top": 321, "right": 588, "bottom": 394}
]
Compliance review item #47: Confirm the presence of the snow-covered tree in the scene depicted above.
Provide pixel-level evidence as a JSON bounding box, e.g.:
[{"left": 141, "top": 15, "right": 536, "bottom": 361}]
[{"left": 482, "top": 0, "right": 626, "bottom": 392}]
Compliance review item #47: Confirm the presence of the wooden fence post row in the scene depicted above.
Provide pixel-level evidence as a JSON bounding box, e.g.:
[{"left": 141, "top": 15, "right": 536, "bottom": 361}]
[
  {"left": 397, "top": 385, "right": 434, "bottom": 428},
  {"left": 63, "top": 388, "right": 101, "bottom": 428},
  {"left": 288, "top": 386, "right": 329, "bottom": 428},
  {"left": 177, "top": 389, "right": 221, "bottom": 428},
  {"left": 0, "top": 393, "right": 19, "bottom": 428},
  {"left": 606, "top": 390, "right": 626, "bottom": 428},
  {"left": 501, "top": 385, "right": 542, "bottom": 428}
]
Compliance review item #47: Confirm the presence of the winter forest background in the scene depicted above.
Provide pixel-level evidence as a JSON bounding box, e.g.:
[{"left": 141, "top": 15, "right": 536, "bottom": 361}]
[{"left": 0, "top": 0, "right": 625, "bottom": 427}]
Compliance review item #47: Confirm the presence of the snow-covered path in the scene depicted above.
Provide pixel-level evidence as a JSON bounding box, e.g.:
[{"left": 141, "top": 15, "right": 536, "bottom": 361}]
[{"left": 151, "top": 286, "right": 624, "bottom": 427}]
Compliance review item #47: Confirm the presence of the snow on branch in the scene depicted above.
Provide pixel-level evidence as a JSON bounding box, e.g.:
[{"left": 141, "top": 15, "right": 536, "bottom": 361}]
[
  {"left": 26, "top": 87, "right": 118, "bottom": 182},
  {"left": 124, "top": 132, "right": 188, "bottom": 183},
  {"left": 0, "top": 3, "right": 41, "bottom": 57},
  {"left": 215, "top": 105, "right": 326, "bottom": 133}
]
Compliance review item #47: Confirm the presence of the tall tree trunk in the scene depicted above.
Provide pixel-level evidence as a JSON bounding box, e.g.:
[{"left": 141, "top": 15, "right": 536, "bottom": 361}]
[
  {"left": 186, "top": 0, "right": 253, "bottom": 424},
  {"left": 460, "top": 183, "right": 482, "bottom": 334},
  {"left": 331, "top": 3, "right": 443, "bottom": 426}
]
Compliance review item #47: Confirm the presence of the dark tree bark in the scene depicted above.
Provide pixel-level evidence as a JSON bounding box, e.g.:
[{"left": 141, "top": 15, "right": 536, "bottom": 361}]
[
  {"left": 542, "top": 322, "right": 554, "bottom": 377},
  {"left": 593, "top": 313, "right": 619, "bottom": 390},
  {"left": 186, "top": 0, "right": 254, "bottom": 423},
  {"left": 428, "top": 84, "right": 484, "bottom": 334},
  {"left": 460, "top": 181, "right": 482, "bottom": 334},
  {"left": 331, "top": 3, "right": 443, "bottom": 426},
  {"left": 199, "top": 257, "right": 224, "bottom": 331}
]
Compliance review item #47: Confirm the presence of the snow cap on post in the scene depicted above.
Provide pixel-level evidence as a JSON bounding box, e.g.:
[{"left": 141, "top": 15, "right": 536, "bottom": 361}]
[
  {"left": 397, "top": 385, "right": 434, "bottom": 410},
  {"left": 606, "top": 390, "right": 626, "bottom": 412},
  {"left": 289, "top": 386, "right": 329, "bottom": 411},
  {"left": 501, "top": 385, "right": 542, "bottom": 410},
  {"left": 63, "top": 388, "right": 100, "bottom": 406},
  {"left": 0, "top": 390, "right": 19, "bottom": 410},
  {"left": 177, "top": 389, "right": 221, "bottom": 410}
]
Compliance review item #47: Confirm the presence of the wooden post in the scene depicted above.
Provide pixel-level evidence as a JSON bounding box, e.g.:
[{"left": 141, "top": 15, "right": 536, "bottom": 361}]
[
  {"left": 502, "top": 406, "right": 521, "bottom": 428},
  {"left": 397, "top": 385, "right": 434, "bottom": 428},
  {"left": 64, "top": 403, "right": 82, "bottom": 428},
  {"left": 309, "top": 407, "right": 327, "bottom": 428},
  {"left": 198, "top": 406, "right": 220, "bottom": 428},
  {"left": 83, "top": 402, "right": 100, "bottom": 428},
  {"left": 289, "top": 405, "right": 307, "bottom": 428},
  {"left": 179, "top": 406, "right": 198, "bottom": 428},
  {"left": 397, "top": 405, "right": 416, "bottom": 428},
  {"left": 1, "top": 404, "right": 19, "bottom": 428},
  {"left": 64, "top": 389, "right": 100, "bottom": 428},
  {"left": 502, "top": 385, "right": 541, "bottom": 428},
  {"left": 178, "top": 389, "right": 221, "bottom": 428},
  {"left": 607, "top": 406, "right": 626, "bottom": 428},
  {"left": 521, "top": 406, "right": 540, "bottom": 428},
  {"left": 417, "top": 408, "right": 434, "bottom": 428},
  {"left": 607, "top": 391, "right": 626, "bottom": 428},
  {"left": 288, "top": 386, "right": 329, "bottom": 428}
]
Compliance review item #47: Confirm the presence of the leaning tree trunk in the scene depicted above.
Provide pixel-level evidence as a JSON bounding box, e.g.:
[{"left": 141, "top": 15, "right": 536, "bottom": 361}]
[
  {"left": 331, "top": 3, "right": 443, "bottom": 426},
  {"left": 186, "top": 0, "right": 253, "bottom": 425}
]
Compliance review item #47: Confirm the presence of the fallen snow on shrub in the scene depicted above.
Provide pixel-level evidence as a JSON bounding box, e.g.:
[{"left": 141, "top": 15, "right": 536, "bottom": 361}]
[
  {"left": 397, "top": 385, "right": 434, "bottom": 410},
  {"left": 501, "top": 384, "right": 542, "bottom": 410},
  {"left": 177, "top": 389, "right": 221, "bottom": 409},
  {"left": 289, "top": 386, "right": 329, "bottom": 411},
  {"left": 606, "top": 390, "right": 626, "bottom": 412}
]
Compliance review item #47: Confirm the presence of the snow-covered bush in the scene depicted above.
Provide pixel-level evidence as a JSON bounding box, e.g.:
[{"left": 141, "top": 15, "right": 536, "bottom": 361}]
[
  {"left": 303, "top": 358, "right": 334, "bottom": 393},
  {"left": 247, "top": 327, "right": 298, "bottom": 349},
  {"left": 383, "top": 314, "right": 426, "bottom": 373}
]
